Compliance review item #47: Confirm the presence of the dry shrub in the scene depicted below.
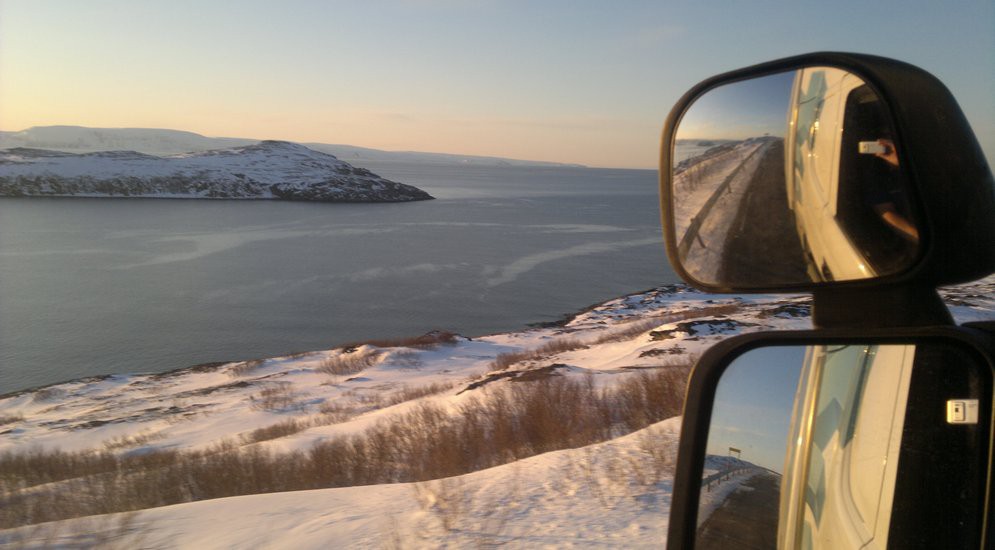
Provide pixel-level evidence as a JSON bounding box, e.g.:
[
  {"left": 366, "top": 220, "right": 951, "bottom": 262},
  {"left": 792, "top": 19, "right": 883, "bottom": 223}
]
[
  {"left": 317, "top": 348, "right": 382, "bottom": 376},
  {"left": 338, "top": 331, "right": 459, "bottom": 351},
  {"left": 387, "top": 350, "right": 423, "bottom": 368},
  {"left": 102, "top": 431, "right": 163, "bottom": 451},
  {"left": 614, "top": 366, "right": 691, "bottom": 432},
  {"left": 229, "top": 359, "right": 264, "bottom": 377},
  {"left": 0, "top": 413, "right": 24, "bottom": 426},
  {"left": 489, "top": 337, "right": 586, "bottom": 371},
  {"left": 32, "top": 387, "right": 66, "bottom": 403},
  {"left": 414, "top": 478, "right": 467, "bottom": 532},
  {"left": 243, "top": 419, "right": 309, "bottom": 443},
  {"left": 318, "top": 401, "right": 357, "bottom": 424},
  {"left": 385, "top": 382, "right": 456, "bottom": 407},
  {"left": 249, "top": 382, "right": 299, "bottom": 412}
]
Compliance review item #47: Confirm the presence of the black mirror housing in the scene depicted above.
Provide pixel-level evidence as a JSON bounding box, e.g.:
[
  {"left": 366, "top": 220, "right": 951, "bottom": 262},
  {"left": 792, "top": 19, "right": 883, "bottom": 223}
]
[{"left": 660, "top": 52, "right": 995, "bottom": 293}]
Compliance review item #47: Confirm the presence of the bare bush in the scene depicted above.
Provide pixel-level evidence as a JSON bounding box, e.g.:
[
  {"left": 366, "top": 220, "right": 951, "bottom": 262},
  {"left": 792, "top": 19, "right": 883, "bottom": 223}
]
[
  {"left": 102, "top": 431, "right": 163, "bottom": 451},
  {"left": 32, "top": 387, "right": 66, "bottom": 403},
  {"left": 338, "top": 331, "right": 459, "bottom": 351},
  {"left": 317, "top": 348, "right": 382, "bottom": 376},
  {"left": 249, "top": 382, "right": 299, "bottom": 412},
  {"left": 637, "top": 426, "right": 677, "bottom": 483},
  {"left": 243, "top": 419, "right": 309, "bottom": 443},
  {"left": 228, "top": 359, "right": 264, "bottom": 377},
  {"left": 385, "top": 382, "right": 456, "bottom": 407},
  {"left": 414, "top": 477, "right": 467, "bottom": 532},
  {"left": 317, "top": 401, "right": 357, "bottom": 424},
  {"left": 0, "top": 413, "right": 24, "bottom": 426},
  {"left": 489, "top": 337, "right": 586, "bottom": 371},
  {"left": 386, "top": 350, "right": 423, "bottom": 368},
  {"left": 613, "top": 366, "right": 691, "bottom": 432}
]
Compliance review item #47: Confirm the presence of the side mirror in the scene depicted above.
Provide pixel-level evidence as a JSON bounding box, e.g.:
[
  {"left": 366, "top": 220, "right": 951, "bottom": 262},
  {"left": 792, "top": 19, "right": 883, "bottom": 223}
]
[
  {"left": 660, "top": 53, "right": 995, "bottom": 293},
  {"left": 668, "top": 330, "right": 994, "bottom": 549}
]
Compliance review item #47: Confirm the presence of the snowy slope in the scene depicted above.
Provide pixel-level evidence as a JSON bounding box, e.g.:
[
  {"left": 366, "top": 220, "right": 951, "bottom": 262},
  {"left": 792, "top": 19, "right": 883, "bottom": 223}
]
[
  {"left": 0, "top": 141, "right": 433, "bottom": 202},
  {"left": 1, "top": 277, "right": 992, "bottom": 547}
]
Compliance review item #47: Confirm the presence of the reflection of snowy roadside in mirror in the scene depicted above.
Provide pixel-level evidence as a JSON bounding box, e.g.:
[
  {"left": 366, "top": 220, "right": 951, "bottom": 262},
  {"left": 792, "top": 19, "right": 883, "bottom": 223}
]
[
  {"left": 483, "top": 237, "right": 660, "bottom": 287},
  {"left": 673, "top": 139, "right": 778, "bottom": 281}
]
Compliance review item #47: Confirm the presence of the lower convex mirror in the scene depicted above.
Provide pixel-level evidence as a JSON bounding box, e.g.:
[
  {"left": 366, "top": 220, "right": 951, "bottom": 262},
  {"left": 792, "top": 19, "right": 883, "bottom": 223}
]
[{"left": 695, "top": 342, "right": 991, "bottom": 550}]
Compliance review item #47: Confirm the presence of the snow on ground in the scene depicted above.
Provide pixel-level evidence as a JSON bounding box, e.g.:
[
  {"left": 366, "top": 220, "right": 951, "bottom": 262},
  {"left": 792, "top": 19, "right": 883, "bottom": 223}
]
[
  {"left": 0, "top": 418, "right": 681, "bottom": 549},
  {"left": 1, "top": 276, "right": 992, "bottom": 547}
]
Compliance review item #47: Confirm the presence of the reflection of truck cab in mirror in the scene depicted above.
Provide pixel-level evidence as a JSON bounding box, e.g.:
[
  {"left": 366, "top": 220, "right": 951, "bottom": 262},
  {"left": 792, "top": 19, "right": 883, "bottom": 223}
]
[
  {"left": 784, "top": 68, "right": 920, "bottom": 283},
  {"left": 778, "top": 345, "right": 914, "bottom": 550},
  {"left": 785, "top": 68, "right": 872, "bottom": 281}
]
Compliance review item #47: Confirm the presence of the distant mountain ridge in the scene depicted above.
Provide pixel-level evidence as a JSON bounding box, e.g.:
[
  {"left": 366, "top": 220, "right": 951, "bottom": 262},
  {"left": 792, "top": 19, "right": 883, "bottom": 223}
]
[
  {"left": 0, "top": 126, "right": 586, "bottom": 168},
  {"left": 0, "top": 140, "right": 434, "bottom": 202}
]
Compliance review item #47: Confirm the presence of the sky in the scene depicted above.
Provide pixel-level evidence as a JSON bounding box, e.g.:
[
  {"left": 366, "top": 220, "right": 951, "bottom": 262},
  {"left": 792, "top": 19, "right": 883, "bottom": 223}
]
[
  {"left": 706, "top": 345, "right": 805, "bottom": 473},
  {"left": 677, "top": 70, "right": 795, "bottom": 140},
  {"left": 0, "top": 0, "right": 992, "bottom": 168}
]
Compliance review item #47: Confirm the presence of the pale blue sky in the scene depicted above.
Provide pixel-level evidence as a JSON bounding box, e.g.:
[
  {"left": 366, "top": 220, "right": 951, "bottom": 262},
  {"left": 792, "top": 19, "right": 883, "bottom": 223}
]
[
  {"left": 1, "top": 0, "right": 992, "bottom": 167},
  {"left": 707, "top": 346, "right": 805, "bottom": 473}
]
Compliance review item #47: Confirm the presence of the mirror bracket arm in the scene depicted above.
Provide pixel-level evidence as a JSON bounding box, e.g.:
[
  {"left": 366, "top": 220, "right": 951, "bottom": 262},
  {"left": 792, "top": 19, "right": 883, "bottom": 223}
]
[{"left": 812, "top": 284, "right": 953, "bottom": 329}]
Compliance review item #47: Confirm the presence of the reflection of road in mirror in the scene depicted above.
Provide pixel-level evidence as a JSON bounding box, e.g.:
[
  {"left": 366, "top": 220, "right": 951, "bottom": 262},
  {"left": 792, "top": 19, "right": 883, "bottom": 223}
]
[
  {"left": 697, "top": 469, "right": 780, "bottom": 550},
  {"left": 696, "top": 346, "right": 803, "bottom": 547},
  {"left": 673, "top": 137, "right": 806, "bottom": 286},
  {"left": 720, "top": 140, "right": 808, "bottom": 285}
]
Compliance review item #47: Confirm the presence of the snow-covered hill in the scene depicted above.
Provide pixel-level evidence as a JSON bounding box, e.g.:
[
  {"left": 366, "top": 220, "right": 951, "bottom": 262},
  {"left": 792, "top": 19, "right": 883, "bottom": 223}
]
[
  {"left": 0, "top": 141, "right": 434, "bottom": 202},
  {"left": 1, "top": 277, "right": 992, "bottom": 547}
]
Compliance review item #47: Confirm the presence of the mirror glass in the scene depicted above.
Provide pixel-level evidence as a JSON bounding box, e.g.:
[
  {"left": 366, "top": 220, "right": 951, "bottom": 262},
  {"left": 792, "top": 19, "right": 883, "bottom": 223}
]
[
  {"left": 671, "top": 68, "right": 920, "bottom": 287},
  {"left": 695, "top": 342, "right": 990, "bottom": 550}
]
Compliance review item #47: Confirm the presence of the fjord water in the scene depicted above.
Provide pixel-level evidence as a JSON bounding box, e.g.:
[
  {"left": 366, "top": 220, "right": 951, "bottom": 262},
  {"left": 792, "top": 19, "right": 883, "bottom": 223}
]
[{"left": 0, "top": 163, "right": 676, "bottom": 393}]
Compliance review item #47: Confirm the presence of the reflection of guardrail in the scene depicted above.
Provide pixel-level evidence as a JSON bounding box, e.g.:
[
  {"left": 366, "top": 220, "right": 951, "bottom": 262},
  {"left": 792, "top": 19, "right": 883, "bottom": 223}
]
[
  {"left": 677, "top": 142, "right": 770, "bottom": 259},
  {"left": 701, "top": 467, "right": 753, "bottom": 492}
]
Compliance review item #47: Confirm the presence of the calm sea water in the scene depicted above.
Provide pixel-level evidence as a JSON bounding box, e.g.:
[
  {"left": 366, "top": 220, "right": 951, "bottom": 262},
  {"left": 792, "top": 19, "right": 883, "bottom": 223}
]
[{"left": 0, "top": 162, "right": 677, "bottom": 393}]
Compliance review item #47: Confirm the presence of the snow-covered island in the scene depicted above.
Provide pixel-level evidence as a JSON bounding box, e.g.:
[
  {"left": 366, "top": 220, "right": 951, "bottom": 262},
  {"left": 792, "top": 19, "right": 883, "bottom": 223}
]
[
  {"left": 1, "top": 278, "right": 992, "bottom": 547},
  {"left": 0, "top": 141, "right": 434, "bottom": 202}
]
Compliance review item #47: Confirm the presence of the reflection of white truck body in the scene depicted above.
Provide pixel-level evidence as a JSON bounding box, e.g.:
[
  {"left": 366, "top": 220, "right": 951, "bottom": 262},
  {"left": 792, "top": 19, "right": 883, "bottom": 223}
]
[
  {"left": 785, "top": 68, "right": 873, "bottom": 281},
  {"left": 778, "top": 345, "right": 914, "bottom": 550}
]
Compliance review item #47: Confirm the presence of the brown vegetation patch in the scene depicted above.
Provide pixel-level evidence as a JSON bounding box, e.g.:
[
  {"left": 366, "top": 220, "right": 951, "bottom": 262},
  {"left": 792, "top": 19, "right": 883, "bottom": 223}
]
[
  {"left": 243, "top": 419, "right": 309, "bottom": 444},
  {"left": 228, "top": 359, "right": 265, "bottom": 377},
  {"left": 649, "top": 318, "right": 757, "bottom": 341},
  {"left": 638, "top": 347, "right": 686, "bottom": 358},
  {"left": 757, "top": 302, "right": 811, "bottom": 319},
  {"left": 0, "top": 413, "right": 24, "bottom": 426},
  {"left": 317, "top": 348, "right": 383, "bottom": 376},
  {"left": 338, "top": 330, "right": 460, "bottom": 351},
  {"left": 249, "top": 382, "right": 301, "bottom": 412},
  {"left": 149, "top": 361, "right": 230, "bottom": 380},
  {"left": 489, "top": 338, "right": 587, "bottom": 371}
]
